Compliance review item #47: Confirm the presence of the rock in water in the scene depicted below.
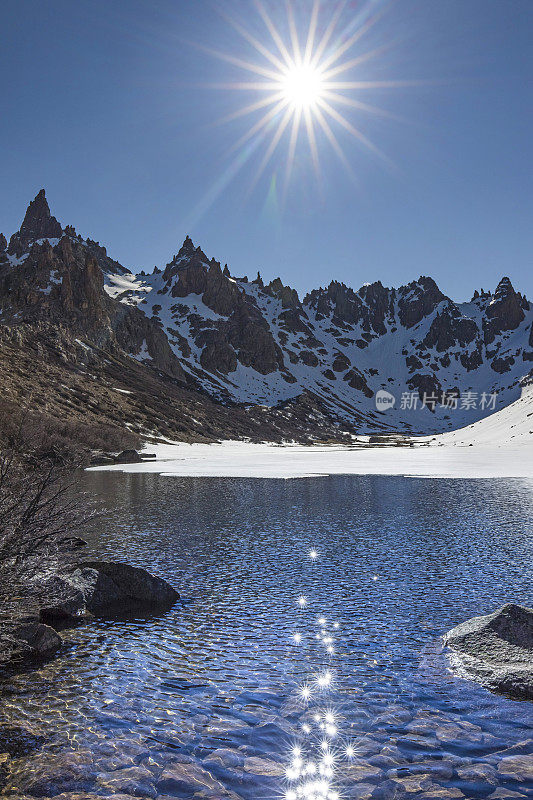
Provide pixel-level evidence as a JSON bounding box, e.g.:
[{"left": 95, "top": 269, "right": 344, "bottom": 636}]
[
  {"left": 444, "top": 603, "right": 533, "bottom": 700},
  {"left": 71, "top": 561, "right": 180, "bottom": 615},
  {"left": 14, "top": 622, "right": 62, "bottom": 658},
  {"left": 35, "top": 574, "right": 88, "bottom": 622}
]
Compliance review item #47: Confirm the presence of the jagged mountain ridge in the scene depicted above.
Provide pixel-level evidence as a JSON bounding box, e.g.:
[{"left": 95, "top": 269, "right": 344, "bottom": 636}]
[
  {"left": 105, "top": 242, "right": 533, "bottom": 434},
  {"left": 0, "top": 191, "right": 356, "bottom": 444},
  {"left": 2, "top": 190, "right": 532, "bottom": 436}
]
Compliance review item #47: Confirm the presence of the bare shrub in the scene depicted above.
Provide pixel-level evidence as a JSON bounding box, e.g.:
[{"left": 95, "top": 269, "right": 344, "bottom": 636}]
[
  {"left": 0, "top": 409, "right": 98, "bottom": 605},
  {"left": 0, "top": 397, "right": 141, "bottom": 463}
]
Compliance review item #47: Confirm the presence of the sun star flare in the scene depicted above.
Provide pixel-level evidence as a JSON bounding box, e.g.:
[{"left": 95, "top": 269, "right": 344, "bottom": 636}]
[{"left": 209, "top": 0, "right": 399, "bottom": 192}]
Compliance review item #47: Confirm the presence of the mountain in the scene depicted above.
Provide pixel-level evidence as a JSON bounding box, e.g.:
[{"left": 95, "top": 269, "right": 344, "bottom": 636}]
[
  {"left": 104, "top": 228, "right": 533, "bottom": 435},
  {"left": 1, "top": 190, "right": 532, "bottom": 442},
  {"left": 0, "top": 192, "right": 356, "bottom": 445}
]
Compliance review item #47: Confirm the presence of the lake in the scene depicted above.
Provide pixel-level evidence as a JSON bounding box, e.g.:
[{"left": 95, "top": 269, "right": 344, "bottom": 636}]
[{"left": 2, "top": 473, "right": 533, "bottom": 799}]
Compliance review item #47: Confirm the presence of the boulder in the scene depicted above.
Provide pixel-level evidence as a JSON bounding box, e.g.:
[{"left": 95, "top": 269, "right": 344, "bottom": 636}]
[
  {"left": 13, "top": 622, "right": 62, "bottom": 658},
  {"left": 71, "top": 561, "right": 179, "bottom": 615},
  {"left": 114, "top": 449, "right": 143, "bottom": 464},
  {"left": 444, "top": 603, "right": 533, "bottom": 700},
  {"left": 34, "top": 574, "right": 88, "bottom": 622}
]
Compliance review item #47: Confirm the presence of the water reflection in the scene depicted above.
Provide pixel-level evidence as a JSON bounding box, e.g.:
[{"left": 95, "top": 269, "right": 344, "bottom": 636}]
[{"left": 1, "top": 475, "right": 533, "bottom": 799}]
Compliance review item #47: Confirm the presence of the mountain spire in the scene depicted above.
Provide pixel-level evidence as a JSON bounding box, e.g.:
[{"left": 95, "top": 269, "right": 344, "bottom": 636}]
[{"left": 7, "top": 189, "right": 63, "bottom": 257}]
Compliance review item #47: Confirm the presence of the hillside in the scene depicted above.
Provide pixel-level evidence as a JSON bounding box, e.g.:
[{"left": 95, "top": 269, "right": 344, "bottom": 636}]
[{"left": 432, "top": 381, "right": 533, "bottom": 447}]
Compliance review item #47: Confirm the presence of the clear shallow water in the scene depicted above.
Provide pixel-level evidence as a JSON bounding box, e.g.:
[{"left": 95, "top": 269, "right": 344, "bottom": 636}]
[{"left": 2, "top": 474, "right": 533, "bottom": 799}]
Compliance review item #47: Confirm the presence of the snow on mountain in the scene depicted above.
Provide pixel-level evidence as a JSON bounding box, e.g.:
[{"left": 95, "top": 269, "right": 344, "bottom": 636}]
[
  {"left": 103, "top": 236, "right": 533, "bottom": 434},
  {"left": 431, "top": 381, "right": 533, "bottom": 447},
  {"left": 2, "top": 190, "right": 532, "bottom": 437}
]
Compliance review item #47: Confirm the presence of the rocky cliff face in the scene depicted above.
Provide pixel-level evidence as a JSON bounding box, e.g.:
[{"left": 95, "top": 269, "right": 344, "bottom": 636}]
[
  {"left": 0, "top": 192, "right": 185, "bottom": 381},
  {"left": 6, "top": 189, "right": 63, "bottom": 257},
  {"left": 2, "top": 190, "right": 533, "bottom": 436}
]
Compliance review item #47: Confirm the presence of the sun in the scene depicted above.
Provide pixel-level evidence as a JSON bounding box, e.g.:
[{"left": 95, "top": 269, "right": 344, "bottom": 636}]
[
  {"left": 198, "top": 0, "right": 410, "bottom": 196},
  {"left": 281, "top": 63, "right": 325, "bottom": 110}
]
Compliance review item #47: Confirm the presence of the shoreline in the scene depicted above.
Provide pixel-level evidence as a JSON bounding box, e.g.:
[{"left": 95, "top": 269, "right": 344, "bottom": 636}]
[{"left": 87, "top": 440, "right": 533, "bottom": 481}]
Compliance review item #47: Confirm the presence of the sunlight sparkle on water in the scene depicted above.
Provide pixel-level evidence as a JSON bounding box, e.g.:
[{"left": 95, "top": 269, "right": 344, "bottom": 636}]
[
  {"left": 317, "top": 670, "right": 333, "bottom": 688},
  {"left": 285, "top": 545, "right": 347, "bottom": 800},
  {"left": 300, "top": 685, "right": 312, "bottom": 701}
]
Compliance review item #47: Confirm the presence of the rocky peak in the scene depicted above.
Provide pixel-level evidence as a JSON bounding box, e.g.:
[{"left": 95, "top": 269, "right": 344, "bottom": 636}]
[
  {"left": 484, "top": 276, "right": 526, "bottom": 343},
  {"left": 175, "top": 235, "right": 200, "bottom": 263},
  {"left": 0, "top": 233, "right": 8, "bottom": 268},
  {"left": 305, "top": 280, "right": 395, "bottom": 337},
  {"left": 358, "top": 280, "right": 387, "bottom": 304},
  {"left": 7, "top": 189, "right": 63, "bottom": 257},
  {"left": 162, "top": 237, "right": 208, "bottom": 284},
  {"left": 304, "top": 281, "right": 362, "bottom": 325},
  {"left": 357, "top": 281, "right": 394, "bottom": 335},
  {"left": 398, "top": 276, "right": 445, "bottom": 329},
  {"left": 264, "top": 277, "right": 300, "bottom": 310},
  {"left": 493, "top": 276, "right": 515, "bottom": 301}
]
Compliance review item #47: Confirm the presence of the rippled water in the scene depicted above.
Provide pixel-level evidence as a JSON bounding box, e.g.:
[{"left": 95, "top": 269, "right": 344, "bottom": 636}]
[{"left": 2, "top": 474, "right": 533, "bottom": 799}]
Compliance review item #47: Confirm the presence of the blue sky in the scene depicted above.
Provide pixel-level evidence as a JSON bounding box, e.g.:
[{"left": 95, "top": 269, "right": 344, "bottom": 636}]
[{"left": 1, "top": 0, "right": 532, "bottom": 300}]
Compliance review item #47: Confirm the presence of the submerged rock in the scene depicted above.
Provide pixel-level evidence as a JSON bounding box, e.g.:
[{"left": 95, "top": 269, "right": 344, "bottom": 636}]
[
  {"left": 71, "top": 561, "right": 180, "bottom": 615},
  {"left": 496, "top": 754, "right": 533, "bottom": 782},
  {"left": 444, "top": 603, "right": 533, "bottom": 700},
  {"left": 0, "top": 724, "right": 45, "bottom": 758},
  {"left": 95, "top": 764, "right": 158, "bottom": 798},
  {"left": 157, "top": 760, "right": 234, "bottom": 796}
]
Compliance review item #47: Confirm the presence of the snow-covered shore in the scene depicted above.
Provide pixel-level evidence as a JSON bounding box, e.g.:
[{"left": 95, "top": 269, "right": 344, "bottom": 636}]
[
  {"left": 87, "top": 440, "right": 532, "bottom": 480},
  {"left": 89, "top": 385, "right": 533, "bottom": 480}
]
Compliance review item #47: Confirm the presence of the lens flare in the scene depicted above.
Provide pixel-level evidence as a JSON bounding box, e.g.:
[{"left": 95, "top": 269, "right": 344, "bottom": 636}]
[{"left": 204, "top": 0, "right": 413, "bottom": 193}]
